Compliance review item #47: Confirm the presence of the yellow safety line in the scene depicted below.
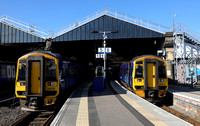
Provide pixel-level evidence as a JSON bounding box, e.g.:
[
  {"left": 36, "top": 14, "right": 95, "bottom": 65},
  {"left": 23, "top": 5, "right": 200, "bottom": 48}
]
[
  {"left": 120, "top": 94, "right": 168, "bottom": 126},
  {"left": 76, "top": 88, "right": 89, "bottom": 126},
  {"left": 113, "top": 81, "right": 168, "bottom": 126}
]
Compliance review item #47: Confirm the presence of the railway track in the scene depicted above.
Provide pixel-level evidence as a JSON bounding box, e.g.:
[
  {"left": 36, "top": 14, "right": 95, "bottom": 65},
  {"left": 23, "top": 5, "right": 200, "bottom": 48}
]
[
  {"left": 10, "top": 111, "right": 55, "bottom": 126},
  {"left": 161, "top": 105, "right": 200, "bottom": 126}
]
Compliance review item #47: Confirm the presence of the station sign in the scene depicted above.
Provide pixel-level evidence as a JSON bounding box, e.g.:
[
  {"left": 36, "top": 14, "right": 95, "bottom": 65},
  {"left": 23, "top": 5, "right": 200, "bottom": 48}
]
[
  {"left": 98, "top": 47, "right": 111, "bottom": 54},
  {"left": 96, "top": 54, "right": 105, "bottom": 58}
]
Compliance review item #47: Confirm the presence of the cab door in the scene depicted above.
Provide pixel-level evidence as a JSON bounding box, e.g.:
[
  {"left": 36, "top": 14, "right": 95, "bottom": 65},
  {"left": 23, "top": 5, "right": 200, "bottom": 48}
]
[
  {"left": 30, "top": 61, "right": 41, "bottom": 94},
  {"left": 26, "top": 56, "right": 44, "bottom": 97},
  {"left": 147, "top": 63, "right": 156, "bottom": 88},
  {"left": 144, "top": 59, "right": 158, "bottom": 90}
]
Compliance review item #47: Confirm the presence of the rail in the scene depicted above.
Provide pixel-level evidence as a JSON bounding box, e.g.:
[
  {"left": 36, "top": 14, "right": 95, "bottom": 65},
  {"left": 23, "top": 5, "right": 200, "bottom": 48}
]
[
  {"left": 0, "top": 15, "right": 49, "bottom": 39},
  {"left": 54, "top": 8, "right": 171, "bottom": 38}
]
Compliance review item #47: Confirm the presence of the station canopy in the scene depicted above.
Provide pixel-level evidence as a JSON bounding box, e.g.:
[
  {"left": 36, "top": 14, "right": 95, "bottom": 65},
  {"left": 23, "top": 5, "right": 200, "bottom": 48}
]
[{"left": 0, "top": 8, "right": 171, "bottom": 44}]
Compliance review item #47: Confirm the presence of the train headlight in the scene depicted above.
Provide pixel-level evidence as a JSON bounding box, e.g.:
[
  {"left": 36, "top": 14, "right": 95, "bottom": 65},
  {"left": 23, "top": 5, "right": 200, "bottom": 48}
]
[
  {"left": 20, "top": 82, "right": 25, "bottom": 86},
  {"left": 48, "top": 82, "right": 54, "bottom": 86},
  {"left": 137, "top": 79, "right": 142, "bottom": 82},
  {"left": 159, "top": 79, "right": 164, "bottom": 82}
]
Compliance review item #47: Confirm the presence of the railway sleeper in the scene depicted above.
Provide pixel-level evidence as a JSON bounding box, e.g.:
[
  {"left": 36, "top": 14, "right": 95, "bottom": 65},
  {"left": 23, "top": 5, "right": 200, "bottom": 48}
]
[
  {"left": 34, "top": 118, "right": 47, "bottom": 121},
  {"left": 30, "top": 122, "right": 44, "bottom": 125}
]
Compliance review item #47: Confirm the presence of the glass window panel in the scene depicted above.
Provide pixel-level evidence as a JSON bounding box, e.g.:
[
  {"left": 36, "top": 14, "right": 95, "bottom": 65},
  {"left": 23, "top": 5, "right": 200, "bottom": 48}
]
[
  {"left": 107, "top": 16, "right": 112, "bottom": 39},
  {"left": 127, "top": 23, "right": 131, "bottom": 38},
  {"left": 99, "top": 17, "right": 103, "bottom": 39},
  {"left": 8, "top": 26, "right": 12, "bottom": 43},
  {"left": 24, "top": 32, "right": 27, "bottom": 42},
  {"left": 94, "top": 19, "right": 98, "bottom": 40},
  {"left": 152, "top": 31, "right": 155, "bottom": 37},
  {"left": 68, "top": 31, "right": 72, "bottom": 41},
  {"left": 72, "top": 29, "right": 76, "bottom": 41},
  {"left": 1, "top": 23, "right": 5, "bottom": 43},
  {"left": 76, "top": 27, "right": 80, "bottom": 41},
  {"left": 20, "top": 31, "right": 23, "bottom": 43},
  {"left": 27, "top": 33, "right": 31, "bottom": 43},
  {"left": 60, "top": 34, "right": 64, "bottom": 41},
  {"left": 81, "top": 26, "right": 85, "bottom": 40},
  {"left": 141, "top": 28, "right": 144, "bottom": 38},
  {"left": 31, "top": 35, "right": 34, "bottom": 42},
  {"left": 103, "top": 16, "right": 107, "bottom": 32},
  {"left": 108, "top": 16, "right": 112, "bottom": 31},
  {"left": 12, "top": 28, "right": 16, "bottom": 43},
  {"left": 131, "top": 24, "right": 135, "bottom": 38},
  {"left": 122, "top": 21, "right": 126, "bottom": 38},
  {"left": 5, "top": 24, "right": 8, "bottom": 43},
  {"left": 55, "top": 36, "right": 59, "bottom": 42},
  {"left": 90, "top": 22, "right": 94, "bottom": 40},
  {"left": 147, "top": 29, "right": 150, "bottom": 37},
  {"left": 64, "top": 33, "right": 68, "bottom": 41},
  {"left": 117, "top": 20, "right": 122, "bottom": 39},
  {"left": 85, "top": 23, "right": 89, "bottom": 40},
  {"left": 16, "top": 29, "right": 20, "bottom": 43},
  {"left": 35, "top": 36, "right": 38, "bottom": 42},
  {"left": 136, "top": 26, "right": 141, "bottom": 38},
  {"left": 112, "top": 18, "right": 117, "bottom": 39}
]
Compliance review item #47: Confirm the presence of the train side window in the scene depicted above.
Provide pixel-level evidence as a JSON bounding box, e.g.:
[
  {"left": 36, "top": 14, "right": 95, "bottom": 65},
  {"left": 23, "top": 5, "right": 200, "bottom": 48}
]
[
  {"left": 46, "top": 64, "right": 57, "bottom": 81},
  {"left": 0, "top": 65, "right": 7, "bottom": 76},
  {"left": 18, "top": 64, "right": 26, "bottom": 81},
  {"left": 135, "top": 65, "right": 143, "bottom": 78}
]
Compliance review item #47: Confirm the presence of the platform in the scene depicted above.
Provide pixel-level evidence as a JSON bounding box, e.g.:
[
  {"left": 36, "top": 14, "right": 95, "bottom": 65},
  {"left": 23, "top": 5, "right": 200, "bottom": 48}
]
[
  {"left": 51, "top": 81, "right": 192, "bottom": 126},
  {"left": 168, "top": 84, "right": 200, "bottom": 106},
  {"left": 167, "top": 84, "right": 200, "bottom": 122}
]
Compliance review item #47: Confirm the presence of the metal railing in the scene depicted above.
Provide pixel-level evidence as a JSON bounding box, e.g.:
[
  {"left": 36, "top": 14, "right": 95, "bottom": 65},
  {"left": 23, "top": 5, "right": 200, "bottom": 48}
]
[
  {"left": 54, "top": 8, "right": 171, "bottom": 38},
  {"left": 0, "top": 15, "right": 49, "bottom": 39},
  {"left": 174, "top": 23, "right": 200, "bottom": 43}
]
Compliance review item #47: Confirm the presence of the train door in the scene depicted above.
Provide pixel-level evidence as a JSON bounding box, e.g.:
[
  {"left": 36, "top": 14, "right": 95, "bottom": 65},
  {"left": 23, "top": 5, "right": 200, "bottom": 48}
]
[
  {"left": 26, "top": 56, "right": 44, "bottom": 97},
  {"left": 144, "top": 59, "right": 158, "bottom": 90},
  {"left": 147, "top": 63, "right": 155, "bottom": 88},
  {"left": 30, "top": 61, "right": 40, "bottom": 94}
]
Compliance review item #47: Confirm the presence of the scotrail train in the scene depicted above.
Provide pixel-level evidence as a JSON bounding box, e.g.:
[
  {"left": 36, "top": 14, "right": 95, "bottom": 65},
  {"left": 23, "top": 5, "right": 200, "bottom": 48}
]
[
  {"left": 15, "top": 51, "right": 86, "bottom": 110},
  {"left": 119, "top": 55, "right": 168, "bottom": 102}
]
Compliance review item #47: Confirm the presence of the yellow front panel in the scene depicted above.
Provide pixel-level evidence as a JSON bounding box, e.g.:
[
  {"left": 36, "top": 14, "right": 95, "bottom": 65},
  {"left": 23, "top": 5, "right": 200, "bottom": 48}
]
[
  {"left": 31, "top": 61, "right": 40, "bottom": 94},
  {"left": 147, "top": 63, "right": 155, "bottom": 88}
]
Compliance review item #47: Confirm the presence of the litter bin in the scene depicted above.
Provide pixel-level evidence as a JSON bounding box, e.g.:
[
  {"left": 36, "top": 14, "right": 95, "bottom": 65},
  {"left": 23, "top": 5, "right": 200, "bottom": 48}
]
[{"left": 93, "top": 77, "right": 104, "bottom": 92}]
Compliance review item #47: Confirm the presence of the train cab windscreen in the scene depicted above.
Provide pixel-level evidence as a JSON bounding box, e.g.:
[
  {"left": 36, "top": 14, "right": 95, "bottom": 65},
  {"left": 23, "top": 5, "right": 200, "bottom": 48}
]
[
  {"left": 18, "top": 64, "right": 26, "bottom": 81},
  {"left": 46, "top": 59, "right": 57, "bottom": 81}
]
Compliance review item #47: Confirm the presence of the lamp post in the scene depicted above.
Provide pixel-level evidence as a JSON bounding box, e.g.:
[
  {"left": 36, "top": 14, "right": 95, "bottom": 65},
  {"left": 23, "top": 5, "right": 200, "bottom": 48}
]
[{"left": 92, "top": 31, "right": 117, "bottom": 85}]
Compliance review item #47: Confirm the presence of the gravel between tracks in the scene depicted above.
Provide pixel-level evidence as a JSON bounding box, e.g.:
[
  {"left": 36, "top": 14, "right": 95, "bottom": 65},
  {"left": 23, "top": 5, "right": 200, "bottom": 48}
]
[{"left": 0, "top": 106, "right": 26, "bottom": 126}]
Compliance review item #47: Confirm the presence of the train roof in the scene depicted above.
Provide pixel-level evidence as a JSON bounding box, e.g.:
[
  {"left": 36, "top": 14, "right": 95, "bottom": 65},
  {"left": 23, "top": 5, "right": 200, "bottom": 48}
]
[
  {"left": 19, "top": 51, "right": 61, "bottom": 59},
  {"left": 131, "top": 55, "right": 164, "bottom": 61},
  {"left": 120, "top": 55, "right": 165, "bottom": 67}
]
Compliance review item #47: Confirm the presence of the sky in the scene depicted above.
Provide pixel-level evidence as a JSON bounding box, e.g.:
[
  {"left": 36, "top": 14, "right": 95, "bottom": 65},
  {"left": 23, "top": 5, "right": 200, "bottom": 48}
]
[{"left": 1, "top": 0, "right": 200, "bottom": 36}]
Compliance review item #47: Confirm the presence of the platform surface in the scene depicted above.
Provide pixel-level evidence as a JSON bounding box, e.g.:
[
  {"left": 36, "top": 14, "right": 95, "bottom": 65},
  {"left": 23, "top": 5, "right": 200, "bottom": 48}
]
[
  {"left": 51, "top": 81, "right": 192, "bottom": 126},
  {"left": 168, "top": 84, "right": 200, "bottom": 106}
]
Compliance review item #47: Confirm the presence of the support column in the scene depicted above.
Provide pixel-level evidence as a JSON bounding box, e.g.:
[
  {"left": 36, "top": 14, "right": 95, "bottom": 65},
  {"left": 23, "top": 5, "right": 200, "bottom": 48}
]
[{"left": 164, "top": 32, "right": 174, "bottom": 83}]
